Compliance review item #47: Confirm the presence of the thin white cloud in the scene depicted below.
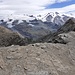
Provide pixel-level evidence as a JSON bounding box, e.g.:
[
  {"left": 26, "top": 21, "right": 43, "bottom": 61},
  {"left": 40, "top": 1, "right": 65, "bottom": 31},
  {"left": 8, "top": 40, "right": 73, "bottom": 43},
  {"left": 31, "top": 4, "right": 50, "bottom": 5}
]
[
  {"left": 0, "top": 0, "right": 73, "bottom": 15},
  {"left": 56, "top": 0, "right": 70, "bottom": 3},
  {"left": 44, "top": 4, "right": 75, "bottom": 13}
]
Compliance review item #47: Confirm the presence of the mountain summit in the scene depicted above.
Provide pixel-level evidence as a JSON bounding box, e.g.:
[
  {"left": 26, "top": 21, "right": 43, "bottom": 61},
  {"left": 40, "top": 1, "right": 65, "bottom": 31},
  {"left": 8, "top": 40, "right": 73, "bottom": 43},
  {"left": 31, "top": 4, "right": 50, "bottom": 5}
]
[{"left": 37, "top": 12, "right": 72, "bottom": 25}]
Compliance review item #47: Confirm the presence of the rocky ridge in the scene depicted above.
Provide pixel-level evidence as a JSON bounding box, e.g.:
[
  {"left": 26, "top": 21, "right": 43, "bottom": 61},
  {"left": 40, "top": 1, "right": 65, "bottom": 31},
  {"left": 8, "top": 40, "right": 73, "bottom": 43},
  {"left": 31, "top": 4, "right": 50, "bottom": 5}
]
[
  {"left": 39, "top": 18, "right": 75, "bottom": 44},
  {"left": 0, "top": 26, "right": 31, "bottom": 47}
]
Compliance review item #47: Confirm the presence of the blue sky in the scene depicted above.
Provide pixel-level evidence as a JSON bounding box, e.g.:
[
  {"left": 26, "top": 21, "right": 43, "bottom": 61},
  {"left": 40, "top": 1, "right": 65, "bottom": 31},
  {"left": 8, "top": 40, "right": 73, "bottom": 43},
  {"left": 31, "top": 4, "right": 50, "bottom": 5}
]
[
  {"left": 0, "top": 0, "right": 75, "bottom": 15},
  {"left": 46, "top": 0, "right": 75, "bottom": 8}
]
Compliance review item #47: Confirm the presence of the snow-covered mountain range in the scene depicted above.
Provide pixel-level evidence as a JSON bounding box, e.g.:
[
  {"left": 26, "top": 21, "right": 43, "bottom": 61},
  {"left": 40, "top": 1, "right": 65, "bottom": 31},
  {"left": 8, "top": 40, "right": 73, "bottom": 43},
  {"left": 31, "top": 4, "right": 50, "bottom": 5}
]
[
  {"left": 0, "top": 12, "right": 74, "bottom": 40},
  {"left": 0, "top": 12, "right": 73, "bottom": 27},
  {"left": 37, "top": 12, "right": 73, "bottom": 25}
]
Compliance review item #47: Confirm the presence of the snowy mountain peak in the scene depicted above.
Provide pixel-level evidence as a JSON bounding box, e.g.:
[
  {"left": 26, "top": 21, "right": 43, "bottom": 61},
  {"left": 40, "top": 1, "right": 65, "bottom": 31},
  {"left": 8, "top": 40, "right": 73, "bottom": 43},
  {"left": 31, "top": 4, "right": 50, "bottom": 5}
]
[
  {"left": 47, "top": 12, "right": 60, "bottom": 17},
  {"left": 36, "top": 12, "right": 71, "bottom": 25}
]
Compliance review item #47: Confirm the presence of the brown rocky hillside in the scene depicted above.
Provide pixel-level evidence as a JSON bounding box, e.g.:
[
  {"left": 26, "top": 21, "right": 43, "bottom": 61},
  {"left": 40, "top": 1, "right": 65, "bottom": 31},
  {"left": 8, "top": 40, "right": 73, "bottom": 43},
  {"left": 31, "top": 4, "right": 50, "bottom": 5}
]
[{"left": 0, "top": 26, "right": 30, "bottom": 47}]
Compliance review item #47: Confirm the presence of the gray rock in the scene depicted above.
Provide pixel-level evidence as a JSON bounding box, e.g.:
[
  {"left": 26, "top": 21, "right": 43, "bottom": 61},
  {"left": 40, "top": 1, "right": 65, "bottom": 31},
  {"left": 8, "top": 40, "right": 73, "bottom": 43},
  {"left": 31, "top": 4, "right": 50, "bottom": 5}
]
[
  {"left": 41, "top": 45, "right": 47, "bottom": 49},
  {"left": 35, "top": 43, "right": 40, "bottom": 47}
]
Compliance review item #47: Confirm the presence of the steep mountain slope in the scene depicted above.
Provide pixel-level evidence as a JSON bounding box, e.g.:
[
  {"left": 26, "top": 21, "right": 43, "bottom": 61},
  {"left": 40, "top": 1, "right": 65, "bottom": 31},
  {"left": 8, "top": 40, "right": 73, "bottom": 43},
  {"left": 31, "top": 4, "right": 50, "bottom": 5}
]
[
  {"left": 39, "top": 18, "right": 75, "bottom": 44},
  {"left": 57, "top": 18, "right": 75, "bottom": 33},
  {"left": 0, "top": 26, "right": 31, "bottom": 47}
]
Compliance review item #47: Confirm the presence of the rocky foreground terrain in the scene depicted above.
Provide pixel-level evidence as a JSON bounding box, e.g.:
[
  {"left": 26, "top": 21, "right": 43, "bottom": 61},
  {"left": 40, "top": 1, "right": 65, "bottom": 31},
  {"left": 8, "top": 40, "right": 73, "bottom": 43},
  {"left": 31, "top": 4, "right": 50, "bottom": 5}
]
[{"left": 0, "top": 40, "right": 75, "bottom": 75}]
